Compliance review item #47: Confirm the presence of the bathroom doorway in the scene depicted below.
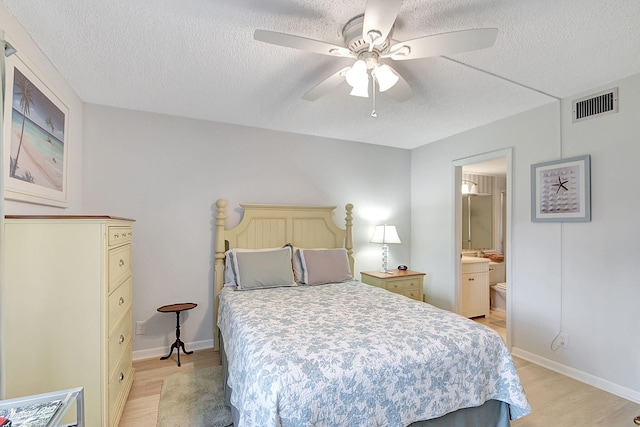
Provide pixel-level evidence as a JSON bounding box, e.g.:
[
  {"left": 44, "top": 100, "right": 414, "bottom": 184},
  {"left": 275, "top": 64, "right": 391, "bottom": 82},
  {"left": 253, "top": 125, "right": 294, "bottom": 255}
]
[{"left": 453, "top": 149, "right": 512, "bottom": 347}]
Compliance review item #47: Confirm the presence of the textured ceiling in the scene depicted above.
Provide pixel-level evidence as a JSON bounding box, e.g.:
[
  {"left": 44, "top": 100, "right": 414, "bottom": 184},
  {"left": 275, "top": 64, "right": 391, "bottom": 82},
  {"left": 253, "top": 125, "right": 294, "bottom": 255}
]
[{"left": 3, "top": 0, "right": 639, "bottom": 149}]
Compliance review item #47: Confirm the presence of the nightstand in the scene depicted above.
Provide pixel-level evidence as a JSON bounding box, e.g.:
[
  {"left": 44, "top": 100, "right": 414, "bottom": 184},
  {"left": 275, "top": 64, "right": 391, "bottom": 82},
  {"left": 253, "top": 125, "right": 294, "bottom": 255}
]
[{"left": 360, "top": 270, "right": 425, "bottom": 301}]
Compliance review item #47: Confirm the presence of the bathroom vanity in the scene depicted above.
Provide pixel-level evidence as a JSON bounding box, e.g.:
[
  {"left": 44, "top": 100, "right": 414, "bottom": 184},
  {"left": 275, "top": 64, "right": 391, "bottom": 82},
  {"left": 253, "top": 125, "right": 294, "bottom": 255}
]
[{"left": 461, "top": 256, "right": 490, "bottom": 318}]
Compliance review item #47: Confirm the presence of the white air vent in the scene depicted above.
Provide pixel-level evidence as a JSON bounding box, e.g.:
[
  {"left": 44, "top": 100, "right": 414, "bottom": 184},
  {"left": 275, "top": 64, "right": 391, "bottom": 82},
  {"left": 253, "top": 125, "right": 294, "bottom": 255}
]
[{"left": 572, "top": 87, "right": 618, "bottom": 123}]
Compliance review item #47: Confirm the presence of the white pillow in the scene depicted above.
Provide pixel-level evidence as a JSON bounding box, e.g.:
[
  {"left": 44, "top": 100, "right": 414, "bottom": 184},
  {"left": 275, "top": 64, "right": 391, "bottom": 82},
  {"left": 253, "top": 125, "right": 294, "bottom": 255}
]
[
  {"left": 225, "top": 247, "right": 280, "bottom": 286},
  {"left": 225, "top": 247, "right": 294, "bottom": 286},
  {"left": 224, "top": 254, "right": 236, "bottom": 287},
  {"left": 286, "top": 244, "right": 304, "bottom": 283},
  {"left": 297, "top": 248, "right": 352, "bottom": 285},
  {"left": 226, "top": 247, "right": 296, "bottom": 290}
]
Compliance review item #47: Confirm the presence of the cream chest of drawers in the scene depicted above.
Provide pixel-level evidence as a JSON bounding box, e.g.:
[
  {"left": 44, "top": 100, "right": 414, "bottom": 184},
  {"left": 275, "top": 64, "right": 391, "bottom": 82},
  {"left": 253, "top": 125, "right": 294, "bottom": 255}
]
[
  {"left": 461, "top": 257, "right": 490, "bottom": 318},
  {"left": 3, "top": 216, "right": 135, "bottom": 427},
  {"left": 360, "top": 269, "right": 425, "bottom": 301}
]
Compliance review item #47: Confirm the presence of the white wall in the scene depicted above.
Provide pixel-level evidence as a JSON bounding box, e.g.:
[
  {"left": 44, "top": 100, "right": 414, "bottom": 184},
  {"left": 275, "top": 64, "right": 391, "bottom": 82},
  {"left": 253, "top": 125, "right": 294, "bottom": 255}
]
[
  {"left": 82, "top": 104, "right": 412, "bottom": 356},
  {"left": 411, "top": 73, "right": 640, "bottom": 402},
  {"left": 1, "top": 4, "right": 84, "bottom": 396},
  {"left": 1, "top": 5, "right": 84, "bottom": 214}
]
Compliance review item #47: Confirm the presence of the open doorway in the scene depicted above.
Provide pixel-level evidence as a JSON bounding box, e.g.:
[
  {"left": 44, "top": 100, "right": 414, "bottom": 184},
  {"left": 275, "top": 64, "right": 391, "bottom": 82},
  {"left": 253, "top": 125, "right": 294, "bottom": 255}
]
[{"left": 453, "top": 149, "right": 511, "bottom": 347}]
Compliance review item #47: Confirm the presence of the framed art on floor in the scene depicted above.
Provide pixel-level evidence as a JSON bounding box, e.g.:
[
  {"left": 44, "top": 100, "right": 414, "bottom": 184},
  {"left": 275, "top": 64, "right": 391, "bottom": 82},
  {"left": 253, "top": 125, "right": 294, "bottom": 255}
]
[
  {"left": 531, "top": 154, "right": 591, "bottom": 222},
  {"left": 3, "top": 52, "right": 69, "bottom": 207}
]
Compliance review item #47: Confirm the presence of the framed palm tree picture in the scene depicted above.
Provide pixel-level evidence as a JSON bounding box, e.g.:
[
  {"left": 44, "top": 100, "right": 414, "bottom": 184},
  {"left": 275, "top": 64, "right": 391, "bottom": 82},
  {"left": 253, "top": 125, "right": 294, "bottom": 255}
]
[{"left": 3, "top": 53, "right": 69, "bottom": 207}]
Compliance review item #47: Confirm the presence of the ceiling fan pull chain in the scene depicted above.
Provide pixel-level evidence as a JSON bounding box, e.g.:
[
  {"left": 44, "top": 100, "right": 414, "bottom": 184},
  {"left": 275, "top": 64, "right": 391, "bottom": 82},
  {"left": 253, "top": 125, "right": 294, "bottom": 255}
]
[{"left": 371, "top": 75, "right": 378, "bottom": 118}]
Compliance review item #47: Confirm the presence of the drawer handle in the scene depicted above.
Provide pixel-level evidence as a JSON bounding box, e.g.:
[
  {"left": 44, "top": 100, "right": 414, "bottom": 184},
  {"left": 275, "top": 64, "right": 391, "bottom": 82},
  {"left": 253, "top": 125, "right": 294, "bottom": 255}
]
[
  {"left": 119, "top": 259, "right": 125, "bottom": 267},
  {"left": 469, "top": 278, "right": 475, "bottom": 281},
  {"left": 119, "top": 297, "right": 125, "bottom": 305},
  {"left": 119, "top": 334, "right": 125, "bottom": 344},
  {"left": 119, "top": 372, "right": 125, "bottom": 382},
  {"left": 114, "top": 233, "right": 120, "bottom": 238}
]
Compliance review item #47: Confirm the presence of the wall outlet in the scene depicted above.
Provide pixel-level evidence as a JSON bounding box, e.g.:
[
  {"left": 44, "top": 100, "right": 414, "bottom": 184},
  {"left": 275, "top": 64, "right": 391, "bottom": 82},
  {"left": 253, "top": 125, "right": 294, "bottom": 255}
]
[
  {"left": 136, "top": 321, "right": 146, "bottom": 335},
  {"left": 558, "top": 333, "right": 569, "bottom": 349}
]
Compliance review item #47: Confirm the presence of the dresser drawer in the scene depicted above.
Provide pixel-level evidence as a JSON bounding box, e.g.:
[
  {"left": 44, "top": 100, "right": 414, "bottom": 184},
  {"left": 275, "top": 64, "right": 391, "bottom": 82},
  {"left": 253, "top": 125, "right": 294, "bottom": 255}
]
[
  {"left": 108, "top": 226, "right": 132, "bottom": 247},
  {"left": 108, "top": 277, "right": 132, "bottom": 333},
  {"left": 108, "top": 311, "right": 132, "bottom": 378},
  {"left": 108, "top": 244, "right": 132, "bottom": 293},
  {"left": 386, "top": 278, "right": 420, "bottom": 292},
  {"left": 108, "top": 342, "right": 133, "bottom": 424}
]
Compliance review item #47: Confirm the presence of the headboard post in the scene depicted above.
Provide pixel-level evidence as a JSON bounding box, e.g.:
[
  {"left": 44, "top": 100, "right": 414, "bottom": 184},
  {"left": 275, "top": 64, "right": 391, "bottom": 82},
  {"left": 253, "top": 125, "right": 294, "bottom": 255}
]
[
  {"left": 213, "top": 199, "right": 227, "bottom": 351},
  {"left": 345, "top": 203, "right": 354, "bottom": 275}
]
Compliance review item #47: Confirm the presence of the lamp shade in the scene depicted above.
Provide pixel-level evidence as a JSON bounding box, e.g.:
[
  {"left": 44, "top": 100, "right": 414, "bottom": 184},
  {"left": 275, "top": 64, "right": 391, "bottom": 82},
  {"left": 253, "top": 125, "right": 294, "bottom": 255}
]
[
  {"left": 370, "top": 225, "right": 401, "bottom": 244},
  {"left": 346, "top": 60, "right": 368, "bottom": 88},
  {"left": 349, "top": 81, "right": 370, "bottom": 98},
  {"left": 373, "top": 64, "right": 399, "bottom": 92},
  {"left": 461, "top": 179, "right": 478, "bottom": 194}
]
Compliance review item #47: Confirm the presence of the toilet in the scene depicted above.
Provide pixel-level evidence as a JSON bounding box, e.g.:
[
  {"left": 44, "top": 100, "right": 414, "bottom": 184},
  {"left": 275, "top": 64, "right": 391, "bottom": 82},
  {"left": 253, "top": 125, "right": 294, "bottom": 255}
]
[{"left": 490, "top": 282, "right": 507, "bottom": 311}]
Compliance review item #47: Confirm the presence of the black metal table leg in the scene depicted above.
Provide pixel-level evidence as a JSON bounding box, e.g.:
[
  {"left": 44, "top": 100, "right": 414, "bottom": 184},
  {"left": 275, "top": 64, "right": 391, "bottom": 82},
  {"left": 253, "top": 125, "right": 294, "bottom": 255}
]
[{"left": 157, "top": 303, "right": 197, "bottom": 367}]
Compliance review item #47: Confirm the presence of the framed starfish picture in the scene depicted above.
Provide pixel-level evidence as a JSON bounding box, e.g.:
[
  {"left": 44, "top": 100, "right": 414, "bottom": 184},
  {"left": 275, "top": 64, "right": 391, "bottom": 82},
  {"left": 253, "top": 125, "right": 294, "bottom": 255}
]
[{"left": 531, "top": 155, "right": 591, "bottom": 222}]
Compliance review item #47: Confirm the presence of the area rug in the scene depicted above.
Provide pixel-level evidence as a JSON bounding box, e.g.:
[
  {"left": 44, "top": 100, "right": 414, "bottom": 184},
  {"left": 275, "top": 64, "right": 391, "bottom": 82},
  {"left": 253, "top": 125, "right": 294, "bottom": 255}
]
[{"left": 157, "top": 365, "right": 233, "bottom": 427}]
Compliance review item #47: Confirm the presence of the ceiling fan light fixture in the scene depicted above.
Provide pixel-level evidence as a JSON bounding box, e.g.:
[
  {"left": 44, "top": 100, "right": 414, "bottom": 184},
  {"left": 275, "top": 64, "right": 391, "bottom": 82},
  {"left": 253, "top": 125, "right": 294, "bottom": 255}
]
[
  {"left": 349, "top": 80, "right": 370, "bottom": 98},
  {"left": 346, "top": 59, "right": 368, "bottom": 88},
  {"left": 254, "top": 6, "right": 497, "bottom": 103},
  {"left": 373, "top": 64, "right": 399, "bottom": 92}
]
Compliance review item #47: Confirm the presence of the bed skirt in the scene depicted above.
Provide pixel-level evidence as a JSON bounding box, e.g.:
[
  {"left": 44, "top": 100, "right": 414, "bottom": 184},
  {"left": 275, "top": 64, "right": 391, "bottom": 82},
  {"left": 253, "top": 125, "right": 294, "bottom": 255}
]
[{"left": 220, "top": 337, "right": 510, "bottom": 427}]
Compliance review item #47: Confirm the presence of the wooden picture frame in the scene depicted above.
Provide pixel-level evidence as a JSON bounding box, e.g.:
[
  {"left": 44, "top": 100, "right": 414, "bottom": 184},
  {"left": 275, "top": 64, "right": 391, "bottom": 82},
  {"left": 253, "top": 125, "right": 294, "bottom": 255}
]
[
  {"left": 3, "top": 53, "right": 69, "bottom": 207},
  {"left": 531, "top": 154, "right": 591, "bottom": 222}
]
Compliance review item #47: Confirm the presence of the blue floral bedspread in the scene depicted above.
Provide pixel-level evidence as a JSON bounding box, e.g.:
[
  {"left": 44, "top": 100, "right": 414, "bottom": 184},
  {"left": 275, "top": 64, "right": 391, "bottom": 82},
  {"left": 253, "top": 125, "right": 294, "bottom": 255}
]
[{"left": 218, "top": 280, "right": 531, "bottom": 427}]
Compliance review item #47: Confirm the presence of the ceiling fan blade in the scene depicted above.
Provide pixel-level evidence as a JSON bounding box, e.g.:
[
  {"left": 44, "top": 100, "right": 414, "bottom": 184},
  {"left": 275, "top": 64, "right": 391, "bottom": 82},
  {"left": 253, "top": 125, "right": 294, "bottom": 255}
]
[
  {"left": 383, "top": 67, "right": 412, "bottom": 102},
  {"left": 385, "top": 28, "right": 498, "bottom": 60},
  {"left": 362, "top": 0, "right": 403, "bottom": 45},
  {"left": 302, "top": 67, "right": 351, "bottom": 101},
  {"left": 254, "top": 30, "right": 354, "bottom": 58}
]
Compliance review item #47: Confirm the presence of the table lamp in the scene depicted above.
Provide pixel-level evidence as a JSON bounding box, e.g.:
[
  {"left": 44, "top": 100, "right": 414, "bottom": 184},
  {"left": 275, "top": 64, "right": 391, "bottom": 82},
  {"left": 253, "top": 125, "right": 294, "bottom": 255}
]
[{"left": 370, "top": 224, "right": 401, "bottom": 273}]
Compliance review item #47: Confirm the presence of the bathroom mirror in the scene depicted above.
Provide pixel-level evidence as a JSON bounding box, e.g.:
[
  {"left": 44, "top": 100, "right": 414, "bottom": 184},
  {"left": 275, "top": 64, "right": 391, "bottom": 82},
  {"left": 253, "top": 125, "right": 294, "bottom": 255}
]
[{"left": 462, "top": 194, "right": 493, "bottom": 250}]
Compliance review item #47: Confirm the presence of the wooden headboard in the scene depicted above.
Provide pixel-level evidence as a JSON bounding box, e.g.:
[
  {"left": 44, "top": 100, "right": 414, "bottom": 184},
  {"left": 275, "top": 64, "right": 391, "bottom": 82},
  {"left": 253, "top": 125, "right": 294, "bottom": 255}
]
[{"left": 213, "top": 199, "right": 354, "bottom": 350}]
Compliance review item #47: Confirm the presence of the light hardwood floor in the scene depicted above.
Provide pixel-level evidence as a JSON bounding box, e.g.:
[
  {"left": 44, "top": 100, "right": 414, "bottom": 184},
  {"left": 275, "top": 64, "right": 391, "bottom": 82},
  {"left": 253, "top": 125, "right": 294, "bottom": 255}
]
[
  {"left": 119, "top": 312, "right": 640, "bottom": 426},
  {"left": 119, "top": 349, "right": 220, "bottom": 427}
]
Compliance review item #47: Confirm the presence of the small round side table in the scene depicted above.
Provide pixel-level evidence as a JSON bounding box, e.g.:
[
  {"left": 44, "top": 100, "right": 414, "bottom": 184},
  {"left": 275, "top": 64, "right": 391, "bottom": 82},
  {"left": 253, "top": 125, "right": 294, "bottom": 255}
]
[{"left": 157, "top": 302, "right": 197, "bottom": 367}]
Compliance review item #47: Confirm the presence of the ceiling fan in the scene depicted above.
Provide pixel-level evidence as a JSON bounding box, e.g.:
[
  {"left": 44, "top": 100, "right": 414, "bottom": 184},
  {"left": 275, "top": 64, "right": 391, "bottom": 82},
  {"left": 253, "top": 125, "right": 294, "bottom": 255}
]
[{"left": 254, "top": 0, "right": 498, "bottom": 104}]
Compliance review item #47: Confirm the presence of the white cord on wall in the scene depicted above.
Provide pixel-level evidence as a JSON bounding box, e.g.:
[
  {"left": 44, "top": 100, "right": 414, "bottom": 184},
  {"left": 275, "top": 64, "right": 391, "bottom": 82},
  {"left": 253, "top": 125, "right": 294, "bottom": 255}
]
[{"left": 444, "top": 56, "right": 568, "bottom": 352}]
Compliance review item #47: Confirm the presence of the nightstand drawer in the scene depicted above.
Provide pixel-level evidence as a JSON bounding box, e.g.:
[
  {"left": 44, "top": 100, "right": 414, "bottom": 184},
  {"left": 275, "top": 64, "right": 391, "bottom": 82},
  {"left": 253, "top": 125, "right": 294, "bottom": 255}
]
[
  {"left": 398, "top": 289, "right": 422, "bottom": 301},
  {"left": 361, "top": 270, "right": 425, "bottom": 302},
  {"left": 386, "top": 278, "right": 420, "bottom": 292}
]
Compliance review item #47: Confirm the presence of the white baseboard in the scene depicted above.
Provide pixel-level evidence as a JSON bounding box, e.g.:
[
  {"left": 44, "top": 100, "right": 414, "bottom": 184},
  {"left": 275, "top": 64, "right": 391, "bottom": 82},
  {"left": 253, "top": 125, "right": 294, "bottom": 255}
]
[
  {"left": 132, "top": 339, "right": 214, "bottom": 361},
  {"left": 512, "top": 347, "right": 640, "bottom": 405}
]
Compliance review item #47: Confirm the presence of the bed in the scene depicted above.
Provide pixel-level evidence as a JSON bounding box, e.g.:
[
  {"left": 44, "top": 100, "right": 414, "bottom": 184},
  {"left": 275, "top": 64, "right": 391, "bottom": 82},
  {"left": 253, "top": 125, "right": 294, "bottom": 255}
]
[{"left": 213, "top": 200, "right": 530, "bottom": 427}]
